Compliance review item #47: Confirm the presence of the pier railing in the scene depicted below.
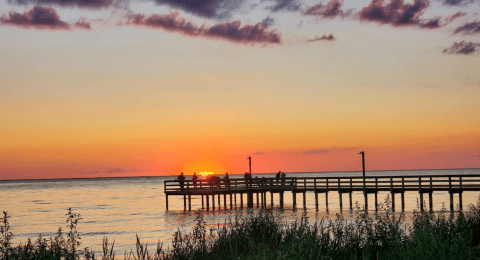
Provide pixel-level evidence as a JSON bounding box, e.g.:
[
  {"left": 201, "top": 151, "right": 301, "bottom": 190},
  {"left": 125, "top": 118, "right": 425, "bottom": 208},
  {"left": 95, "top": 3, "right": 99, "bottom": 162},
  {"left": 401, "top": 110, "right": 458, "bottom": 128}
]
[{"left": 164, "top": 174, "right": 480, "bottom": 194}]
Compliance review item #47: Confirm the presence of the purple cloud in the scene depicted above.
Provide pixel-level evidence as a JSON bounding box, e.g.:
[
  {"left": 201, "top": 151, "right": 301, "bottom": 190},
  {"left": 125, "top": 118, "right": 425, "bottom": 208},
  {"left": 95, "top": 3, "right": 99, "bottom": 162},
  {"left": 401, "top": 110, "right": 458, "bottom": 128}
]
[
  {"left": 443, "top": 41, "right": 480, "bottom": 55},
  {"left": 357, "top": 0, "right": 440, "bottom": 28},
  {"left": 307, "top": 34, "right": 335, "bottom": 41},
  {"left": 0, "top": 5, "right": 70, "bottom": 29},
  {"left": 303, "top": 0, "right": 350, "bottom": 19},
  {"left": 267, "top": 0, "right": 300, "bottom": 12},
  {"left": 126, "top": 12, "right": 281, "bottom": 44},
  {"left": 442, "top": 0, "right": 476, "bottom": 6},
  {"left": 454, "top": 21, "right": 480, "bottom": 35},
  {"left": 8, "top": 0, "right": 116, "bottom": 9},
  {"left": 303, "top": 149, "right": 329, "bottom": 155}
]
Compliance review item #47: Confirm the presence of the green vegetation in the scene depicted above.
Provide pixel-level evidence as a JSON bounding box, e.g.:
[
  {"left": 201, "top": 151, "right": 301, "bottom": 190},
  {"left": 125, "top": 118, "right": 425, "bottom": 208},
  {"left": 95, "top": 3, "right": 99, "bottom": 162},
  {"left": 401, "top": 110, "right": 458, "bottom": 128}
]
[{"left": 2, "top": 196, "right": 480, "bottom": 260}]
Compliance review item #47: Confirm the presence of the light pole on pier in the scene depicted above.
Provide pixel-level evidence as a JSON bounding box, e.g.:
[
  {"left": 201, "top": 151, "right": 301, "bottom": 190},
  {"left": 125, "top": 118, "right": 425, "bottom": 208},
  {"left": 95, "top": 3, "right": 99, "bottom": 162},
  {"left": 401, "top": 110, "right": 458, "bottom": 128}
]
[
  {"left": 247, "top": 156, "right": 252, "bottom": 176},
  {"left": 359, "top": 151, "right": 367, "bottom": 210}
]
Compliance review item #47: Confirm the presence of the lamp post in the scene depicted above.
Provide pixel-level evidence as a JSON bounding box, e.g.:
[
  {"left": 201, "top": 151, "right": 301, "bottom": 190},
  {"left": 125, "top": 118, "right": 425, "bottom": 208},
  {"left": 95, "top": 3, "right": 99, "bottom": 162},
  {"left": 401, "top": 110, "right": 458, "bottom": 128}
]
[
  {"left": 247, "top": 156, "right": 251, "bottom": 176},
  {"left": 359, "top": 151, "right": 365, "bottom": 187},
  {"left": 359, "top": 151, "right": 367, "bottom": 210},
  {"left": 246, "top": 156, "right": 253, "bottom": 207}
]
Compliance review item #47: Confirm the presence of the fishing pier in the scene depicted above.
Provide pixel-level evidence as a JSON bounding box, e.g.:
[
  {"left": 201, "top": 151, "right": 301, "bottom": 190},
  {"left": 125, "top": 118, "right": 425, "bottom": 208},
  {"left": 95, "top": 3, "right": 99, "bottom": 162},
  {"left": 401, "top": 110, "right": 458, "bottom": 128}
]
[{"left": 164, "top": 174, "right": 480, "bottom": 212}]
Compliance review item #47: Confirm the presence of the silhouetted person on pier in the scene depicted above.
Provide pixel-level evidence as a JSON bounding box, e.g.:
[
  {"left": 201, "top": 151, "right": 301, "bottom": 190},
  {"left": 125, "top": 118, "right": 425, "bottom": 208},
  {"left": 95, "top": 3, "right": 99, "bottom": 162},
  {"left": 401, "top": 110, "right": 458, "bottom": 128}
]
[
  {"left": 276, "top": 171, "right": 281, "bottom": 183},
  {"left": 244, "top": 172, "right": 251, "bottom": 188},
  {"left": 192, "top": 172, "right": 198, "bottom": 189},
  {"left": 280, "top": 171, "right": 286, "bottom": 185},
  {"left": 224, "top": 172, "right": 230, "bottom": 189},
  {"left": 177, "top": 172, "right": 186, "bottom": 190}
]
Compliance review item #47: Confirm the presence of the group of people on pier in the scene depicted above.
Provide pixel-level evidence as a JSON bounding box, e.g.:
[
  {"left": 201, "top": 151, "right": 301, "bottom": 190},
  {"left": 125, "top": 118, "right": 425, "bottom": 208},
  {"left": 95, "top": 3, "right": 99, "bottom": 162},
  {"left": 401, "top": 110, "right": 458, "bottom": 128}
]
[{"left": 176, "top": 171, "right": 287, "bottom": 190}]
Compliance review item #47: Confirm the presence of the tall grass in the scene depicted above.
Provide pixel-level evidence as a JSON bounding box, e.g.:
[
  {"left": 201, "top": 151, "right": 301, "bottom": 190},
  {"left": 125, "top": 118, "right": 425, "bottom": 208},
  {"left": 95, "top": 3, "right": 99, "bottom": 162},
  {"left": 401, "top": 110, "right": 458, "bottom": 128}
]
[{"left": 2, "top": 196, "right": 480, "bottom": 260}]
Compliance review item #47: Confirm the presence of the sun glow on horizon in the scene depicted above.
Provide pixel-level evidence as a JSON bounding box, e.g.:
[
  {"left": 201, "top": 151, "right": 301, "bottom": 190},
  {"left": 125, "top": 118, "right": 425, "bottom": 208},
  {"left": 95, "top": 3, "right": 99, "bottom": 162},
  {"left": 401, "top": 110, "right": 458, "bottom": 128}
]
[{"left": 199, "top": 171, "right": 214, "bottom": 177}]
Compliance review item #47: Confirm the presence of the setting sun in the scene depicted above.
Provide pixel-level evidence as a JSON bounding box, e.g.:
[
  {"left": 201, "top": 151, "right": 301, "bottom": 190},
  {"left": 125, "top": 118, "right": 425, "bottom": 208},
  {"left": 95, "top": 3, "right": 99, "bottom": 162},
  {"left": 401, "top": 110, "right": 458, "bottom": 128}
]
[{"left": 199, "top": 171, "right": 214, "bottom": 177}]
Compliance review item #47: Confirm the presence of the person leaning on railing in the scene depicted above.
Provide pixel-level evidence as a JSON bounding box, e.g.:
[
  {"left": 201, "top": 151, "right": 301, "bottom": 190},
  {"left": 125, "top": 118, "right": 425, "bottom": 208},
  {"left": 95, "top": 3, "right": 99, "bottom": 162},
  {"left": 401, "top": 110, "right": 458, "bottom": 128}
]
[
  {"left": 176, "top": 172, "right": 186, "bottom": 190},
  {"left": 192, "top": 172, "right": 198, "bottom": 189}
]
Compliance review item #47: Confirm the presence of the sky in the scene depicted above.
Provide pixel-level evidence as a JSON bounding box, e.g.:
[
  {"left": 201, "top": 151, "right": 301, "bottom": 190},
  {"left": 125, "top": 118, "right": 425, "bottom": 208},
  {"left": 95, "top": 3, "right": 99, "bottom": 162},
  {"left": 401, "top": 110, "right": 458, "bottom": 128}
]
[{"left": 1, "top": 0, "right": 479, "bottom": 180}]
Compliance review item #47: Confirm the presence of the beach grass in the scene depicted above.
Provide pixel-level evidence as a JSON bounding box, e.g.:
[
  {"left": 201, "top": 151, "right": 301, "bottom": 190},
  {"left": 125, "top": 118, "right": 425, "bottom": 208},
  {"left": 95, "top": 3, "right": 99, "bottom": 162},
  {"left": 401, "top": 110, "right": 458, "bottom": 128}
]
[{"left": 1, "top": 196, "right": 480, "bottom": 260}]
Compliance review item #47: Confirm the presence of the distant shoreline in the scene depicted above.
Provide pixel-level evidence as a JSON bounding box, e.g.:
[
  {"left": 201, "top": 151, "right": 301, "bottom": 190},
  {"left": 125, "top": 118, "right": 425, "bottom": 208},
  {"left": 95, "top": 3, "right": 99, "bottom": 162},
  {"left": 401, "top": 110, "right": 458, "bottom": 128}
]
[{"left": 1, "top": 167, "right": 480, "bottom": 182}]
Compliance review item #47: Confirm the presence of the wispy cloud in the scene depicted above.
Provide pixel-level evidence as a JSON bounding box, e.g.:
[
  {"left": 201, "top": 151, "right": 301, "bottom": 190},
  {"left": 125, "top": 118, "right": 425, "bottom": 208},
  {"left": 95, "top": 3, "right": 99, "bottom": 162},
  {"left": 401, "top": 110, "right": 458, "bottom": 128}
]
[
  {"left": 303, "top": 149, "right": 329, "bottom": 155},
  {"left": 441, "top": 0, "right": 476, "bottom": 6},
  {"left": 151, "top": 0, "right": 245, "bottom": 19},
  {"left": 253, "top": 152, "right": 265, "bottom": 155},
  {"left": 307, "top": 34, "right": 335, "bottom": 41},
  {"left": 443, "top": 41, "right": 480, "bottom": 55},
  {"left": 8, "top": 0, "right": 116, "bottom": 9},
  {"left": 303, "top": 0, "right": 351, "bottom": 19},
  {"left": 454, "top": 21, "right": 480, "bottom": 35},
  {"left": 267, "top": 0, "right": 300, "bottom": 13},
  {"left": 125, "top": 11, "right": 281, "bottom": 44},
  {"left": 0, "top": 5, "right": 89, "bottom": 29},
  {"left": 357, "top": 0, "right": 441, "bottom": 29},
  {"left": 104, "top": 168, "right": 140, "bottom": 174}
]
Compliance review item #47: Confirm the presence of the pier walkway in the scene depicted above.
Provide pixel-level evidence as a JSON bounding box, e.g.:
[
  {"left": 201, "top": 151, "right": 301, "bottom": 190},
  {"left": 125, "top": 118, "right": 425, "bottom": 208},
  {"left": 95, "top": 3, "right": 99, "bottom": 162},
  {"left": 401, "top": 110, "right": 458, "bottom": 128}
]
[{"left": 164, "top": 174, "right": 480, "bottom": 212}]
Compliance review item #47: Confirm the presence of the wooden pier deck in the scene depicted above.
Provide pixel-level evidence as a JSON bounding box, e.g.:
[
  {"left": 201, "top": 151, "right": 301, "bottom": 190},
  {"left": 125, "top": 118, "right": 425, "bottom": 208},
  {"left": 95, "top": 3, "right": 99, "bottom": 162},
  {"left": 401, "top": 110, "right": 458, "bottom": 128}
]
[{"left": 164, "top": 174, "right": 480, "bottom": 211}]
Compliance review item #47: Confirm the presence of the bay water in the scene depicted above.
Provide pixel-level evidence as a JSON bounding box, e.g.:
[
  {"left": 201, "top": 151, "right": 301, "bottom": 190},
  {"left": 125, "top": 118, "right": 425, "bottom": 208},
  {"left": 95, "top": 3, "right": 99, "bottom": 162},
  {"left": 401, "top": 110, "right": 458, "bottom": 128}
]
[{"left": 1, "top": 168, "right": 479, "bottom": 256}]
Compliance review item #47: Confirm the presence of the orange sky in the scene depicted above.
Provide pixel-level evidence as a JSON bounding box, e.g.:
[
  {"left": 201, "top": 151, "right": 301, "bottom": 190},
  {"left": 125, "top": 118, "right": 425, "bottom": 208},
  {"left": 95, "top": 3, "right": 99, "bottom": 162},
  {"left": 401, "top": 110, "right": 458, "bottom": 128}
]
[{"left": 1, "top": 0, "right": 480, "bottom": 180}]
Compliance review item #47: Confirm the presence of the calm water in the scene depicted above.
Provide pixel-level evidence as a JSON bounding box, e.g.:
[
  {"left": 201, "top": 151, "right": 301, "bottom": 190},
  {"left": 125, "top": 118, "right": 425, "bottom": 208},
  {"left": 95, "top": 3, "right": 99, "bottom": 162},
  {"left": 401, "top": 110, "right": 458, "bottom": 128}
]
[{"left": 1, "top": 168, "right": 480, "bottom": 256}]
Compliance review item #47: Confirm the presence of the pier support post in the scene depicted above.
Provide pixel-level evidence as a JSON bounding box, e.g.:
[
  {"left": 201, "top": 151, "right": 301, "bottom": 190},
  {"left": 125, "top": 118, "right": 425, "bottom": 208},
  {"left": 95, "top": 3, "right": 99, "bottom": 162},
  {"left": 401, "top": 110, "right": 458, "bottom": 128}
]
[
  {"left": 184, "top": 195, "right": 186, "bottom": 210},
  {"left": 459, "top": 192, "right": 463, "bottom": 210},
  {"left": 349, "top": 192, "right": 353, "bottom": 210},
  {"left": 375, "top": 192, "right": 378, "bottom": 212},
  {"left": 256, "top": 193, "right": 259, "bottom": 208},
  {"left": 230, "top": 194, "right": 233, "bottom": 210},
  {"left": 271, "top": 192, "right": 274, "bottom": 208},
  {"left": 391, "top": 192, "right": 395, "bottom": 212},
  {"left": 339, "top": 192, "right": 343, "bottom": 210},
  {"left": 420, "top": 192, "right": 424, "bottom": 212},
  {"left": 364, "top": 192, "right": 368, "bottom": 211},
  {"left": 166, "top": 195, "right": 169, "bottom": 211},
  {"left": 206, "top": 194, "right": 210, "bottom": 211},
  {"left": 218, "top": 194, "right": 221, "bottom": 209},
  {"left": 315, "top": 191, "right": 318, "bottom": 210},
  {"left": 429, "top": 193, "right": 433, "bottom": 211},
  {"left": 188, "top": 194, "right": 191, "bottom": 211},
  {"left": 325, "top": 192, "right": 329, "bottom": 210},
  {"left": 224, "top": 194, "right": 227, "bottom": 209},
  {"left": 401, "top": 192, "right": 405, "bottom": 211},
  {"left": 280, "top": 192, "right": 284, "bottom": 209},
  {"left": 202, "top": 195, "right": 204, "bottom": 210},
  {"left": 264, "top": 192, "right": 267, "bottom": 208},
  {"left": 450, "top": 192, "right": 454, "bottom": 212},
  {"left": 303, "top": 192, "right": 306, "bottom": 209},
  {"left": 293, "top": 192, "right": 297, "bottom": 209},
  {"left": 212, "top": 195, "right": 216, "bottom": 211},
  {"left": 240, "top": 193, "right": 243, "bottom": 208}
]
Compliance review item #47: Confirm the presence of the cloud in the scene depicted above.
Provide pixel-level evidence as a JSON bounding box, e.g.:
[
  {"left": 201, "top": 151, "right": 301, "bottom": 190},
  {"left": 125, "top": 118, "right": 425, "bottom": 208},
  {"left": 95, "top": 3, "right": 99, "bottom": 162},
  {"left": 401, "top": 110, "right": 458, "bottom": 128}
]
[
  {"left": 454, "top": 21, "right": 480, "bottom": 34},
  {"left": 0, "top": 5, "right": 70, "bottom": 29},
  {"left": 262, "top": 15, "right": 275, "bottom": 27},
  {"left": 303, "top": 0, "right": 350, "bottom": 19},
  {"left": 151, "top": 0, "right": 245, "bottom": 19},
  {"left": 74, "top": 18, "right": 92, "bottom": 29},
  {"left": 8, "top": 0, "right": 116, "bottom": 9},
  {"left": 267, "top": 0, "right": 300, "bottom": 12},
  {"left": 303, "top": 149, "right": 329, "bottom": 155},
  {"left": 307, "top": 34, "right": 335, "bottom": 41},
  {"left": 126, "top": 11, "right": 281, "bottom": 44},
  {"left": 446, "top": 11, "right": 466, "bottom": 23},
  {"left": 253, "top": 152, "right": 265, "bottom": 155},
  {"left": 105, "top": 168, "right": 140, "bottom": 173},
  {"left": 357, "top": 0, "right": 440, "bottom": 28},
  {"left": 443, "top": 41, "right": 480, "bottom": 55},
  {"left": 442, "top": 0, "right": 475, "bottom": 6}
]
